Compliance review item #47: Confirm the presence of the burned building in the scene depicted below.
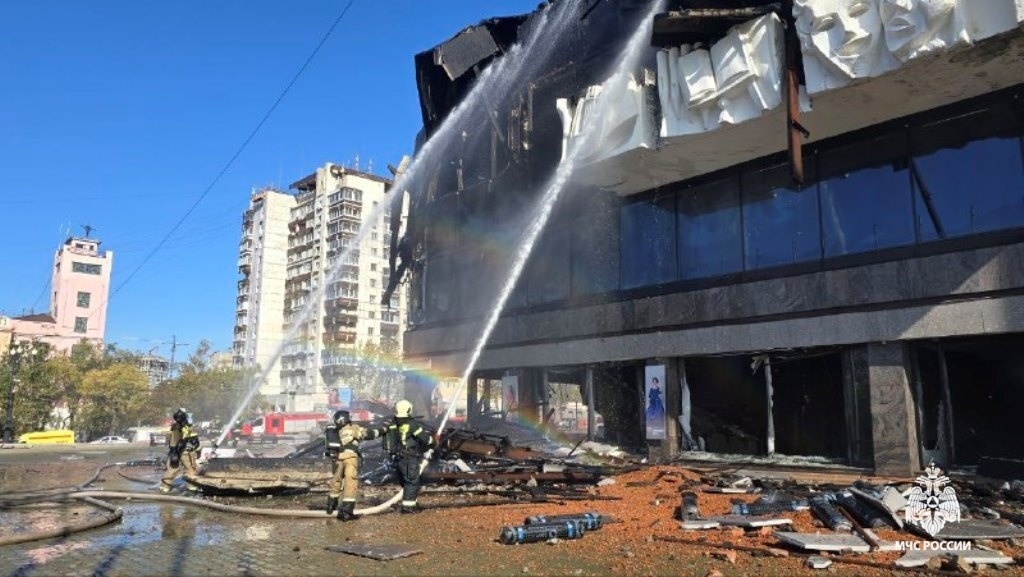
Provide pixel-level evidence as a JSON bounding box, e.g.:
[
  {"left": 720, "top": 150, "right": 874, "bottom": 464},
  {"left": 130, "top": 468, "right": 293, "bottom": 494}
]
[{"left": 391, "top": 0, "right": 1024, "bottom": 477}]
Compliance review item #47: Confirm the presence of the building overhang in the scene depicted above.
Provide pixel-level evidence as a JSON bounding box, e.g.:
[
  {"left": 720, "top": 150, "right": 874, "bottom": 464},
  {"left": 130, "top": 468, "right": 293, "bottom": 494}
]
[{"left": 558, "top": 2, "right": 1024, "bottom": 196}]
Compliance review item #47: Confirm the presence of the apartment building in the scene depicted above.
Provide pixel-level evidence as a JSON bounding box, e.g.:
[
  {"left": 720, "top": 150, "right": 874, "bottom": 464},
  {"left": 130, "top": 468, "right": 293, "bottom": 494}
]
[
  {"left": 233, "top": 164, "right": 407, "bottom": 412},
  {"left": 233, "top": 187, "right": 295, "bottom": 398}
]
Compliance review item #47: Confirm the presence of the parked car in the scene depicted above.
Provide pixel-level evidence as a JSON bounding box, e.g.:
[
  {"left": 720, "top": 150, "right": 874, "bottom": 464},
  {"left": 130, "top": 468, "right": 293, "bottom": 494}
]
[{"left": 89, "top": 435, "right": 130, "bottom": 444}]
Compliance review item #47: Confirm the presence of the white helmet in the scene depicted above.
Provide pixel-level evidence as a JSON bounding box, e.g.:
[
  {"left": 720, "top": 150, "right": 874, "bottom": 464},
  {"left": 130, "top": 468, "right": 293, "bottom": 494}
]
[{"left": 394, "top": 399, "right": 413, "bottom": 418}]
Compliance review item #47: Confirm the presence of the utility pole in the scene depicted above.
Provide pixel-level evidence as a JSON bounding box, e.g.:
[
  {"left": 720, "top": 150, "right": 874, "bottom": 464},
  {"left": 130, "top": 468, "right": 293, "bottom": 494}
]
[{"left": 169, "top": 335, "right": 190, "bottom": 379}]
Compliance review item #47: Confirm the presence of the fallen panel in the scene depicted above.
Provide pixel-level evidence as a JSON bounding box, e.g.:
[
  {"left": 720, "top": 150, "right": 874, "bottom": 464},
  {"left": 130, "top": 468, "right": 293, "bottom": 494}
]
[
  {"left": 708, "top": 515, "right": 792, "bottom": 528},
  {"left": 956, "top": 549, "right": 1014, "bottom": 566},
  {"left": 325, "top": 543, "right": 424, "bottom": 561},
  {"left": 679, "top": 520, "right": 720, "bottom": 530},
  {"left": 700, "top": 486, "right": 762, "bottom": 494},
  {"left": 908, "top": 519, "right": 1024, "bottom": 541},
  {"left": 895, "top": 550, "right": 943, "bottom": 568},
  {"left": 775, "top": 532, "right": 901, "bottom": 553},
  {"left": 422, "top": 471, "right": 602, "bottom": 484}
]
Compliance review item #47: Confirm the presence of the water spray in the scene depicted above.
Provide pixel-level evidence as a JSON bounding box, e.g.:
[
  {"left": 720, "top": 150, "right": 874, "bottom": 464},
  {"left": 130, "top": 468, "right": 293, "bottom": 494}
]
[
  {"left": 432, "top": 0, "right": 665, "bottom": 449},
  {"left": 214, "top": 1, "right": 565, "bottom": 452}
]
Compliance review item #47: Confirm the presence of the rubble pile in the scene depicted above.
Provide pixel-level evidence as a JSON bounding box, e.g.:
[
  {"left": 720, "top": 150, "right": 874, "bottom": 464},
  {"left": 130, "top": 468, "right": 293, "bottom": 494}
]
[{"left": 647, "top": 465, "right": 1024, "bottom": 571}]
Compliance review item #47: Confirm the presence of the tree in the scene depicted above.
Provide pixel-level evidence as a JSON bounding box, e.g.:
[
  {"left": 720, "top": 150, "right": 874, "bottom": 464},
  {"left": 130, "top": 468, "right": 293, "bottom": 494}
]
[
  {"left": 152, "top": 340, "right": 264, "bottom": 428},
  {"left": 1, "top": 341, "right": 55, "bottom": 434},
  {"left": 77, "top": 364, "right": 150, "bottom": 438},
  {"left": 39, "top": 355, "right": 83, "bottom": 429}
]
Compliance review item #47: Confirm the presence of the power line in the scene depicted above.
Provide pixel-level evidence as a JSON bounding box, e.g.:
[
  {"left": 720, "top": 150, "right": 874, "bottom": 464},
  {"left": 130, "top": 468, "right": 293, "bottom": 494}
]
[{"left": 103, "top": 0, "right": 359, "bottom": 305}]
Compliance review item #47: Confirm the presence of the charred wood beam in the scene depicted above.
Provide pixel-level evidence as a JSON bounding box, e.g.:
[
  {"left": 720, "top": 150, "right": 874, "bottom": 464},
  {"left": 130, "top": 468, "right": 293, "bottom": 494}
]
[
  {"left": 910, "top": 159, "right": 947, "bottom": 238},
  {"left": 783, "top": 0, "right": 806, "bottom": 185}
]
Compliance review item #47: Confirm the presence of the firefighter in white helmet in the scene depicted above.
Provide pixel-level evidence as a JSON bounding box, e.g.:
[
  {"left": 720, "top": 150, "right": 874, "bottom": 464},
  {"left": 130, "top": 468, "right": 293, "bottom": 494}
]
[{"left": 381, "top": 399, "right": 435, "bottom": 513}]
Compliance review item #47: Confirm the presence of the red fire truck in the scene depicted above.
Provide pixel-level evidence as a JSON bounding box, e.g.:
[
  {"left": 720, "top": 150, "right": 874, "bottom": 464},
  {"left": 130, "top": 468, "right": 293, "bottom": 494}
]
[{"left": 239, "top": 412, "right": 330, "bottom": 443}]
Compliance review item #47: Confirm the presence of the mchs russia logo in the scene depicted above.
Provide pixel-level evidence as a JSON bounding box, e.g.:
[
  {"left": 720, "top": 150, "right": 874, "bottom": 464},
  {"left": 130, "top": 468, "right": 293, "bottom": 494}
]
[{"left": 905, "top": 461, "right": 961, "bottom": 536}]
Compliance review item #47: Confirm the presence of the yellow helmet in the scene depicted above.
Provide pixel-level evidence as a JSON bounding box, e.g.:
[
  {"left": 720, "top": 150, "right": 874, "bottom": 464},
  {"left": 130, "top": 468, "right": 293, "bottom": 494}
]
[{"left": 394, "top": 399, "right": 413, "bottom": 418}]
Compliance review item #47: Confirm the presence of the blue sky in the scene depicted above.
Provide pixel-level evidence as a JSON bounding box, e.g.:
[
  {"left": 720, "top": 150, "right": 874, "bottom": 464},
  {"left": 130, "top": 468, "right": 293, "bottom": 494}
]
[{"left": 0, "top": 1, "right": 538, "bottom": 360}]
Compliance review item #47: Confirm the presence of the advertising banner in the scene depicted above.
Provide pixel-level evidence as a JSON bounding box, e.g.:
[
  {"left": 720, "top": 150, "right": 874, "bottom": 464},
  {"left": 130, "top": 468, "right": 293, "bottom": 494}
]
[
  {"left": 328, "top": 386, "right": 352, "bottom": 409},
  {"left": 645, "top": 365, "right": 666, "bottom": 440},
  {"left": 501, "top": 375, "right": 519, "bottom": 418}
]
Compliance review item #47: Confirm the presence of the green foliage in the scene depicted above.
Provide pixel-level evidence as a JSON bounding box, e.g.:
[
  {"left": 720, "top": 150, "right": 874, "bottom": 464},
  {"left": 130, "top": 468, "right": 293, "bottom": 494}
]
[
  {"left": 325, "top": 341, "right": 403, "bottom": 403},
  {"left": 77, "top": 363, "right": 150, "bottom": 437},
  {"left": 150, "top": 340, "right": 263, "bottom": 427}
]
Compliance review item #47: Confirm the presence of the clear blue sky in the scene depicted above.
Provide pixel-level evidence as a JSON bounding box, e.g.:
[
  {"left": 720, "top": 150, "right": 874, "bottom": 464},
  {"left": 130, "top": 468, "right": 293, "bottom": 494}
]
[{"left": 0, "top": 1, "right": 538, "bottom": 361}]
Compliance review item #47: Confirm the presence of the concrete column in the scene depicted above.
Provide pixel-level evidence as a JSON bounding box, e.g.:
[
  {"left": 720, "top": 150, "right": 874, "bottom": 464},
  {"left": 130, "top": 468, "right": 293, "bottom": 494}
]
[
  {"left": 867, "top": 343, "right": 921, "bottom": 477},
  {"left": 520, "top": 368, "right": 544, "bottom": 425},
  {"left": 842, "top": 348, "right": 875, "bottom": 467},
  {"left": 467, "top": 375, "right": 479, "bottom": 427}
]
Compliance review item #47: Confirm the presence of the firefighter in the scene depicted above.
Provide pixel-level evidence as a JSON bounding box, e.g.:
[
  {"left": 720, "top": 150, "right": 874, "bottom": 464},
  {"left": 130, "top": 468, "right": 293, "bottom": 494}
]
[
  {"left": 325, "top": 409, "right": 381, "bottom": 521},
  {"left": 160, "top": 408, "right": 201, "bottom": 493},
  {"left": 382, "top": 399, "right": 435, "bottom": 514}
]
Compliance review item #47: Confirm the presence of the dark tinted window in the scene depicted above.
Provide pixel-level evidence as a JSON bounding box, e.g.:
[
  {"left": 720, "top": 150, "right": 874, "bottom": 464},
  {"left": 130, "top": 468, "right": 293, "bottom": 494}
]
[
  {"left": 819, "top": 135, "right": 915, "bottom": 256},
  {"left": 741, "top": 165, "right": 821, "bottom": 270},
  {"left": 677, "top": 175, "right": 743, "bottom": 279},
  {"left": 620, "top": 196, "right": 677, "bottom": 289},
  {"left": 528, "top": 227, "right": 571, "bottom": 303},
  {"left": 425, "top": 253, "right": 455, "bottom": 320},
  {"left": 572, "top": 207, "right": 620, "bottom": 295},
  {"left": 911, "top": 105, "right": 1024, "bottom": 240}
]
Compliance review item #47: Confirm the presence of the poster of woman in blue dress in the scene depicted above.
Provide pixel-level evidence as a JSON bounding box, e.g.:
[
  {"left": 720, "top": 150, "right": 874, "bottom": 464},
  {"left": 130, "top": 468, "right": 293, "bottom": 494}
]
[{"left": 644, "top": 365, "right": 666, "bottom": 439}]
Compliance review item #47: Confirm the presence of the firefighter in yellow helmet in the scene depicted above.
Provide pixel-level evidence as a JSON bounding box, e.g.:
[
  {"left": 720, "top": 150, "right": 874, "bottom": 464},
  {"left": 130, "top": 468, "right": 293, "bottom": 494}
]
[
  {"left": 160, "top": 408, "right": 200, "bottom": 493},
  {"left": 382, "top": 399, "right": 435, "bottom": 513},
  {"left": 325, "top": 409, "right": 381, "bottom": 521}
]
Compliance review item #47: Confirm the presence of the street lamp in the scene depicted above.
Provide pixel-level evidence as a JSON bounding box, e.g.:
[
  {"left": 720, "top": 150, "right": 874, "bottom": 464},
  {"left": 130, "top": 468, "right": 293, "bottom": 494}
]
[{"left": 4, "top": 335, "right": 37, "bottom": 444}]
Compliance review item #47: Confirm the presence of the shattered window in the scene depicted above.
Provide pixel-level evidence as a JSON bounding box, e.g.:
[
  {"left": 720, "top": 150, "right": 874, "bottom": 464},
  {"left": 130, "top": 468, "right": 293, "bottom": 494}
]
[
  {"left": 819, "top": 134, "right": 915, "bottom": 257},
  {"left": 741, "top": 165, "right": 821, "bottom": 271},
  {"left": 620, "top": 196, "right": 677, "bottom": 290},
  {"left": 677, "top": 175, "right": 743, "bottom": 280}
]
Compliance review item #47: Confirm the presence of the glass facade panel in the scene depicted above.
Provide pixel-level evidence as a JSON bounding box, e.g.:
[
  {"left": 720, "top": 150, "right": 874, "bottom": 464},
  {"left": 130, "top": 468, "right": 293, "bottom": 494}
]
[
  {"left": 528, "top": 227, "right": 571, "bottom": 304},
  {"left": 742, "top": 165, "right": 821, "bottom": 270},
  {"left": 424, "top": 193, "right": 459, "bottom": 257},
  {"left": 425, "top": 254, "right": 455, "bottom": 320},
  {"left": 572, "top": 207, "right": 620, "bottom": 295},
  {"left": 677, "top": 176, "right": 743, "bottom": 279},
  {"left": 819, "top": 136, "right": 916, "bottom": 256},
  {"left": 620, "top": 197, "right": 677, "bottom": 289},
  {"left": 912, "top": 106, "right": 1024, "bottom": 240}
]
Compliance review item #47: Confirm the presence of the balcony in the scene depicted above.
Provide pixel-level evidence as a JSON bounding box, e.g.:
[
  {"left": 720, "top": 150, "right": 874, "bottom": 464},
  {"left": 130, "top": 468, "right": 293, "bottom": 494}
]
[
  {"left": 321, "top": 350, "right": 359, "bottom": 368},
  {"left": 323, "top": 330, "right": 357, "bottom": 345}
]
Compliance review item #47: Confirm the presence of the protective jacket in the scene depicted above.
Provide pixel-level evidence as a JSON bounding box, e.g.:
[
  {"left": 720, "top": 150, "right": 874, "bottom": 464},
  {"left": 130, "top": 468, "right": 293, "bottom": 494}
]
[
  {"left": 325, "top": 423, "right": 379, "bottom": 458},
  {"left": 382, "top": 418, "right": 434, "bottom": 457},
  {"left": 170, "top": 423, "right": 199, "bottom": 453}
]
